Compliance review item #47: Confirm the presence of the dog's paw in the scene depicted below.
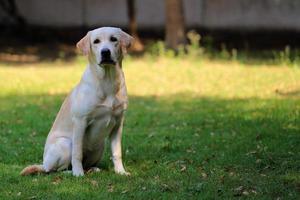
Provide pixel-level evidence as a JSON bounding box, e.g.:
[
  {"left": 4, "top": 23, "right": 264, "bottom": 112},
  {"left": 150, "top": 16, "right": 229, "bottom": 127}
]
[
  {"left": 115, "top": 169, "right": 131, "bottom": 176},
  {"left": 86, "top": 167, "right": 101, "bottom": 174},
  {"left": 121, "top": 171, "right": 131, "bottom": 176},
  {"left": 72, "top": 168, "right": 84, "bottom": 177}
]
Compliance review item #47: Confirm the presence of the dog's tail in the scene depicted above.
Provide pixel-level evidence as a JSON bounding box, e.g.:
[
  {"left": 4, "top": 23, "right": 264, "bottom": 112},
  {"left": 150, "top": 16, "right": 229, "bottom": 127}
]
[{"left": 20, "top": 164, "right": 45, "bottom": 176}]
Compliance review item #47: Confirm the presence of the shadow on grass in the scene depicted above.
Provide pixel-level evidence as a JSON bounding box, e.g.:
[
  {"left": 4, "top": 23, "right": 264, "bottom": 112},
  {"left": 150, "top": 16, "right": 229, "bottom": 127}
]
[
  {"left": 275, "top": 89, "right": 300, "bottom": 97},
  {"left": 0, "top": 27, "right": 81, "bottom": 65},
  {"left": 0, "top": 93, "right": 299, "bottom": 198},
  {"left": 0, "top": 43, "right": 77, "bottom": 65}
]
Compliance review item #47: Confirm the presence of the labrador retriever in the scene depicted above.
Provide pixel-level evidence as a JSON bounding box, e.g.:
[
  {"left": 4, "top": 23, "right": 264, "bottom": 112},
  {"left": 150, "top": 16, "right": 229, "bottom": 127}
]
[{"left": 20, "top": 27, "right": 133, "bottom": 176}]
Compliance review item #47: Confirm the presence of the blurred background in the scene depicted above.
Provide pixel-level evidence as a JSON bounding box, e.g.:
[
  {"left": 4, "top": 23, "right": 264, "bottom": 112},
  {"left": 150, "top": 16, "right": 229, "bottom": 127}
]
[{"left": 1, "top": 0, "right": 300, "bottom": 63}]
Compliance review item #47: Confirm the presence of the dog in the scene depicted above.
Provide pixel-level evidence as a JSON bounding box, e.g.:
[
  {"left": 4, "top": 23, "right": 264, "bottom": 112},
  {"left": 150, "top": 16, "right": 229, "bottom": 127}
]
[{"left": 20, "top": 27, "right": 133, "bottom": 176}]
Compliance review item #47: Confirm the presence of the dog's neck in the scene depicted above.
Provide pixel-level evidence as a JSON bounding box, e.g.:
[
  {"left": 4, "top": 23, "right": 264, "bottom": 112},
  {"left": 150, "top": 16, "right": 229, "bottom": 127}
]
[{"left": 83, "top": 61, "right": 124, "bottom": 95}]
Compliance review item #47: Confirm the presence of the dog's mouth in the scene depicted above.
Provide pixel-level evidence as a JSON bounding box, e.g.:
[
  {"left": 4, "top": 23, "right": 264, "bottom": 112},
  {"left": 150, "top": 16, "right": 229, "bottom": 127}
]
[{"left": 99, "top": 59, "right": 116, "bottom": 66}]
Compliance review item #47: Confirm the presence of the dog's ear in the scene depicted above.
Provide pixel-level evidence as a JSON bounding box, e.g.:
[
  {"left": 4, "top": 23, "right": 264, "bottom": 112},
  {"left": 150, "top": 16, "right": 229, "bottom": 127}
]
[
  {"left": 76, "top": 32, "right": 91, "bottom": 55},
  {"left": 119, "top": 29, "right": 133, "bottom": 54}
]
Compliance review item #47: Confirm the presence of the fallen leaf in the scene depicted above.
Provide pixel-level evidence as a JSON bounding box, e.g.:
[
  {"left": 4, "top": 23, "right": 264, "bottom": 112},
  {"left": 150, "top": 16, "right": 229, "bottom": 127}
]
[
  {"left": 260, "top": 174, "right": 267, "bottom": 177},
  {"left": 90, "top": 180, "right": 98, "bottom": 187},
  {"left": 30, "top": 131, "right": 37, "bottom": 137},
  {"left": 233, "top": 186, "right": 244, "bottom": 196},
  {"left": 256, "top": 159, "right": 262, "bottom": 164},
  {"left": 234, "top": 186, "right": 243, "bottom": 192},
  {"left": 250, "top": 189, "right": 257, "bottom": 194},
  {"left": 201, "top": 172, "right": 208, "bottom": 179},
  {"left": 186, "top": 148, "right": 196, "bottom": 154},
  {"left": 121, "top": 190, "right": 128, "bottom": 194},
  {"left": 161, "top": 183, "right": 172, "bottom": 192},
  {"left": 194, "top": 133, "right": 200, "bottom": 137},
  {"left": 52, "top": 176, "right": 62, "bottom": 185},
  {"left": 107, "top": 184, "right": 114, "bottom": 192},
  {"left": 180, "top": 165, "right": 187, "bottom": 172},
  {"left": 246, "top": 151, "right": 257, "bottom": 155},
  {"left": 86, "top": 167, "right": 101, "bottom": 174}
]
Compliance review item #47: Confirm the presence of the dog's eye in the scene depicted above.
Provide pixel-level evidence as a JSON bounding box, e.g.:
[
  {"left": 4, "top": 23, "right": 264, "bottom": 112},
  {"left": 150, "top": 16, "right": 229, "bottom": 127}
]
[
  {"left": 110, "top": 36, "right": 117, "bottom": 42},
  {"left": 93, "top": 39, "right": 100, "bottom": 44}
]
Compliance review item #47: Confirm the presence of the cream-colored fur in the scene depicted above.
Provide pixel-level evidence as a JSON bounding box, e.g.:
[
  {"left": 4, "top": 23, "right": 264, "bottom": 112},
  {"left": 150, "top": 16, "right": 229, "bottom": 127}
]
[{"left": 21, "top": 27, "right": 133, "bottom": 177}]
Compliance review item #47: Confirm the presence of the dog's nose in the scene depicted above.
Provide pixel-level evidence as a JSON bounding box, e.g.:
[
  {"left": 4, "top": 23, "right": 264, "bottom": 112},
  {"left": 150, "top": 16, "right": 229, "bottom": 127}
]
[{"left": 101, "top": 48, "right": 111, "bottom": 58}]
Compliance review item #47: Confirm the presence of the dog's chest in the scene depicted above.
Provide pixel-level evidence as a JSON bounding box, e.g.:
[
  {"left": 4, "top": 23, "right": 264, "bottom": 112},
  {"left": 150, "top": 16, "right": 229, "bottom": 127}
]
[
  {"left": 93, "top": 94, "right": 125, "bottom": 118},
  {"left": 85, "top": 95, "right": 125, "bottom": 142}
]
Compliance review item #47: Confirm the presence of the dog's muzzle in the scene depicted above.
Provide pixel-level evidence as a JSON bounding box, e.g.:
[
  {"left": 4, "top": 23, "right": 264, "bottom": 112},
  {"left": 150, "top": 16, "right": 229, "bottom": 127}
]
[{"left": 99, "top": 48, "right": 115, "bottom": 65}]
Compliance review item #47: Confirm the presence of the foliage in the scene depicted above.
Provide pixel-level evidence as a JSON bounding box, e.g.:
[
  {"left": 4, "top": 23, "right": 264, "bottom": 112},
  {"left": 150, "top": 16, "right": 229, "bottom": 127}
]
[{"left": 145, "top": 31, "right": 300, "bottom": 68}]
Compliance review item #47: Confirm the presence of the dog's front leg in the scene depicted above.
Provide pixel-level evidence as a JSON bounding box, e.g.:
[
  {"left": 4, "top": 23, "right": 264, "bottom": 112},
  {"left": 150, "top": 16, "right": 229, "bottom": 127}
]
[
  {"left": 72, "top": 117, "right": 87, "bottom": 177},
  {"left": 110, "top": 116, "right": 130, "bottom": 175}
]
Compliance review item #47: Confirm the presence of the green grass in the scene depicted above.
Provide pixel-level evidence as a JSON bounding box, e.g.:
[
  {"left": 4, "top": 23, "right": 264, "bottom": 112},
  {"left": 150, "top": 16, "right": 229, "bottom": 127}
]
[{"left": 0, "top": 54, "right": 299, "bottom": 199}]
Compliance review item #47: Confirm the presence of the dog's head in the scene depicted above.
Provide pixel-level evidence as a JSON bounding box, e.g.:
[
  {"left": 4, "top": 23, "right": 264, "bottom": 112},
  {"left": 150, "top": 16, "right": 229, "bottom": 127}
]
[{"left": 76, "top": 27, "right": 133, "bottom": 67}]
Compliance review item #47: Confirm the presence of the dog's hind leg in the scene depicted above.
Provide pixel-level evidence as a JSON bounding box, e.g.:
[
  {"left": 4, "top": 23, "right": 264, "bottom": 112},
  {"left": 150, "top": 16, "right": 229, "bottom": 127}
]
[
  {"left": 43, "top": 137, "right": 71, "bottom": 172},
  {"left": 82, "top": 142, "right": 104, "bottom": 170}
]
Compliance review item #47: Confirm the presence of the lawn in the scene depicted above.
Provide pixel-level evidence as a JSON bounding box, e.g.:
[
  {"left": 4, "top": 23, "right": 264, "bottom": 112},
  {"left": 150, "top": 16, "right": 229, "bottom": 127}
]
[{"left": 0, "top": 54, "right": 299, "bottom": 199}]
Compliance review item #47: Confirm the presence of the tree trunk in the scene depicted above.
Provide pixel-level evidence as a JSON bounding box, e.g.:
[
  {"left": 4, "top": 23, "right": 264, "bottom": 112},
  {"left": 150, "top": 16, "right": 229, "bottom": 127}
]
[
  {"left": 0, "top": 0, "right": 26, "bottom": 26},
  {"left": 127, "top": 0, "right": 144, "bottom": 51},
  {"left": 165, "top": 0, "right": 186, "bottom": 50}
]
